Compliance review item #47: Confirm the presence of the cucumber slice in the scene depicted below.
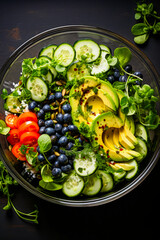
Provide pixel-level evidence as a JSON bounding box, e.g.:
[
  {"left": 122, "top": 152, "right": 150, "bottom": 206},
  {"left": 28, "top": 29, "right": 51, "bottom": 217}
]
[
  {"left": 113, "top": 171, "right": 126, "bottom": 182},
  {"left": 5, "top": 93, "right": 21, "bottom": 113},
  {"left": 99, "top": 44, "right": 111, "bottom": 54},
  {"left": 134, "top": 137, "right": 148, "bottom": 162},
  {"left": 135, "top": 123, "right": 148, "bottom": 142},
  {"left": 91, "top": 50, "right": 110, "bottom": 75},
  {"left": 97, "top": 170, "right": 114, "bottom": 192},
  {"left": 62, "top": 171, "right": 84, "bottom": 197},
  {"left": 38, "top": 44, "right": 57, "bottom": 59},
  {"left": 83, "top": 173, "right": 102, "bottom": 196},
  {"left": 26, "top": 77, "right": 48, "bottom": 102},
  {"left": 74, "top": 39, "right": 100, "bottom": 63},
  {"left": 34, "top": 56, "right": 52, "bottom": 68},
  {"left": 74, "top": 152, "right": 97, "bottom": 177},
  {"left": 42, "top": 70, "right": 53, "bottom": 84},
  {"left": 67, "top": 62, "right": 90, "bottom": 81},
  {"left": 54, "top": 43, "right": 75, "bottom": 67},
  {"left": 125, "top": 160, "right": 138, "bottom": 179}
]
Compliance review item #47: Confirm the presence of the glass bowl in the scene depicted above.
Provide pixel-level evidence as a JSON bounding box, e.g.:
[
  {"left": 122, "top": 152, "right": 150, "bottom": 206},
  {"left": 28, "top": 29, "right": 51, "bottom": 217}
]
[{"left": 0, "top": 25, "right": 160, "bottom": 207}]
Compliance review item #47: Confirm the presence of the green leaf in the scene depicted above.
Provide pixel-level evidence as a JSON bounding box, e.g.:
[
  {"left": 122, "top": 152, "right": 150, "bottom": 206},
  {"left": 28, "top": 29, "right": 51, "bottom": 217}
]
[
  {"left": 114, "top": 47, "right": 132, "bottom": 68},
  {"left": 38, "top": 134, "right": 52, "bottom": 153},
  {"left": 134, "top": 34, "right": 149, "bottom": 44},
  {"left": 39, "top": 180, "right": 62, "bottom": 191},
  {"left": 131, "top": 23, "right": 148, "bottom": 36},
  {"left": 41, "top": 164, "right": 53, "bottom": 182},
  {"left": 155, "top": 22, "right": 160, "bottom": 31},
  {"left": 113, "top": 81, "right": 125, "bottom": 91},
  {"left": 0, "top": 127, "right": 10, "bottom": 135},
  {"left": 1, "top": 88, "right": 8, "bottom": 100},
  {"left": 135, "top": 12, "right": 142, "bottom": 20}
]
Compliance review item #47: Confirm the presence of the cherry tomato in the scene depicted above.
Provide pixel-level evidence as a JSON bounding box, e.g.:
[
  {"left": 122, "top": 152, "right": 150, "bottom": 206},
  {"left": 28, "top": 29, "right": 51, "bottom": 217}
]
[
  {"left": 18, "top": 121, "right": 39, "bottom": 137},
  {"left": 20, "top": 132, "right": 40, "bottom": 146},
  {"left": 16, "top": 112, "right": 38, "bottom": 128},
  {"left": 5, "top": 114, "right": 18, "bottom": 129},
  {"left": 12, "top": 142, "right": 26, "bottom": 161},
  {"left": 7, "top": 129, "right": 20, "bottom": 145}
]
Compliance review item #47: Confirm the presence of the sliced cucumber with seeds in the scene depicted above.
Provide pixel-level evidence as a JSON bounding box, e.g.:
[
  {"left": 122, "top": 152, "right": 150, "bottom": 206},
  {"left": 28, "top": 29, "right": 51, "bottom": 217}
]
[
  {"left": 54, "top": 43, "right": 75, "bottom": 67},
  {"left": 67, "top": 62, "right": 90, "bottom": 81},
  {"left": 91, "top": 50, "right": 110, "bottom": 75},
  {"left": 83, "top": 173, "right": 102, "bottom": 196},
  {"left": 134, "top": 137, "right": 148, "bottom": 162},
  {"left": 74, "top": 39, "right": 101, "bottom": 63},
  {"left": 74, "top": 152, "right": 97, "bottom": 177},
  {"left": 125, "top": 160, "right": 138, "bottom": 179},
  {"left": 39, "top": 44, "right": 57, "bottom": 59},
  {"left": 26, "top": 77, "right": 48, "bottom": 102},
  {"left": 5, "top": 93, "right": 21, "bottom": 113},
  {"left": 97, "top": 170, "right": 114, "bottom": 192},
  {"left": 135, "top": 123, "right": 148, "bottom": 142},
  {"left": 62, "top": 171, "right": 84, "bottom": 197}
]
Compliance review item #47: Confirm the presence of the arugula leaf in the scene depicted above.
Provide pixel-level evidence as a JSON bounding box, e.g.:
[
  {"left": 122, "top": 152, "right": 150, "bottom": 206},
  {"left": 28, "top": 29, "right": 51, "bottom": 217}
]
[{"left": 38, "top": 134, "right": 52, "bottom": 153}]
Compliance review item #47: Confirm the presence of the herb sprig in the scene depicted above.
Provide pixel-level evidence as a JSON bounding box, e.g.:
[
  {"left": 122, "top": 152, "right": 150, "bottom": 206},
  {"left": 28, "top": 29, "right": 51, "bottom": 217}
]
[{"left": 131, "top": 1, "right": 160, "bottom": 44}]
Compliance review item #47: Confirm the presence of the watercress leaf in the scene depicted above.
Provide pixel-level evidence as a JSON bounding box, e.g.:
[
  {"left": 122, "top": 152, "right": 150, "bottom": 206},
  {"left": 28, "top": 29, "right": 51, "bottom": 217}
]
[
  {"left": 113, "top": 81, "right": 125, "bottom": 91},
  {"left": 0, "top": 127, "right": 10, "bottom": 135},
  {"left": 135, "top": 12, "right": 142, "bottom": 20},
  {"left": 38, "top": 134, "right": 52, "bottom": 153},
  {"left": 155, "top": 22, "right": 160, "bottom": 31},
  {"left": 1, "top": 88, "right": 8, "bottom": 100},
  {"left": 114, "top": 47, "right": 132, "bottom": 67},
  {"left": 41, "top": 164, "right": 53, "bottom": 182},
  {"left": 107, "top": 55, "right": 118, "bottom": 66},
  {"left": 39, "top": 180, "right": 62, "bottom": 191},
  {"left": 131, "top": 23, "right": 148, "bottom": 36},
  {"left": 134, "top": 34, "right": 149, "bottom": 44},
  {"left": 0, "top": 120, "right": 7, "bottom": 128},
  {"left": 3, "top": 201, "right": 11, "bottom": 210},
  {"left": 120, "top": 96, "right": 129, "bottom": 108}
]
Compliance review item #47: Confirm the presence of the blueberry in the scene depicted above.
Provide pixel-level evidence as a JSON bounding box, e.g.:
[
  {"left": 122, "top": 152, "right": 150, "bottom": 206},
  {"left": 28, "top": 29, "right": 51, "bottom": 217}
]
[
  {"left": 62, "top": 126, "right": 69, "bottom": 135},
  {"left": 45, "top": 119, "right": 54, "bottom": 127},
  {"left": 39, "top": 126, "right": 46, "bottom": 134},
  {"left": 55, "top": 92, "right": 62, "bottom": 101},
  {"left": 37, "top": 109, "right": 45, "bottom": 119},
  {"left": 43, "top": 104, "right": 51, "bottom": 112},
  {"left": 135, "top": 80, "right": 142, "bottom": 86},
  {"left": 52, "top": 145, "right": 59, "bottom": 152},
  {"left": 37, "top": 146, "right": 41, "bottom": 153},
  {"left": 50, "top": 135, "right": 58, "bottom": 144},
  {"left": 37, "top": 103, "right": 43, "bottom": 109},
  {"left": 55, "top": 123, "right": 62, "bottom": 133},
  {"left": 45, "top": 127, "right": 55, "bottom": 135},
  {"left": 28, "top": 101, "right": 37, "bottom": 111},
  {"left": 53, "top": 160, "right": 60, "bottom": 168},
  {"left": 61, "top": 164, "right": 72, "bottom": 173},
  {"left": 124, "top": 64, "right": 132, "bottom": 73},
  {"left": 66, "top": 142, "right": 74, "bottom": 150},
  {"left": 59, "top": 148, "right": 65, "bottom": 154},
  {"left": 56, "top": 113, "right": 64, "bottom": 123},
  {"left": 133, "top": 71, "right": 143, "bottom": 79},
  {"left": 46, "top": 147, "right": 54, "bottom": 156},
  {"left": 57, "top": 154, "right": 68, "bottom": 165},
  {"left": 48, "top": 154, "right": 56, "bottom": 163},
  {"left": 78, "top": 137, "right": 83, "bottom": 144},
  {"left": 38, "top": 154, "right": 45, "bottom": 161},
  {"left": 52, "top": 167, "right": 62, "bottom": 177},
  {"left": 38, "top": 119, "right": 45, "bottom": 127},
  {"left": 58, "top": 136, "right": 68, "bottom": 147},
  {"left": 114, "top": 70, "right": 120, "bottom": 79},
  {"left": 62, "top": 104, "right": 71, "bottom": 113},
  {"left": 68, "top": 124, "right": 78, "bottom": 133},
  {"left": 63, "top": 113, "right": 72, "bottom": 123},
  {"left": 108, "top": 75, "right": 115, "bottom": 84},
  {"left": 55, "top": 132, "right": 62, "bottom": 139},
  {"left": 48, "top": 94, "right": 55, "bottom": 102},
  {"left": 119, "top": 75, "right": 127, "bottom": 82}
]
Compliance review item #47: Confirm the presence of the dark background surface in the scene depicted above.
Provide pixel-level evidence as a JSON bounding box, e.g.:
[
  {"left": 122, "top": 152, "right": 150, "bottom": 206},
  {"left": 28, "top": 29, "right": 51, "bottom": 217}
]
[{"left": 0, "top": 0, "right": 160, "bottom": 239}]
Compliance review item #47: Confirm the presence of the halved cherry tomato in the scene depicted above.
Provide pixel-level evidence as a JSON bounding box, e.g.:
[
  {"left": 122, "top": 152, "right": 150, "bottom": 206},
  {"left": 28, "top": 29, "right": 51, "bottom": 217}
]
[
  {"left": 12, "top": 142, "right": 26, "bottom": 161},
  {"left": 5, "top": 114, "right": 18, "bottom": 129},
  {"left": 20, "top": 132, "right": 40, "bottom": 146},
  {"left": 16, "top": 112, "right": 38, "bottom": 128},
  {"left": 7, "top": 129, "right": 20, "bottom": 145},
  {"left": 18, "top": 121, "right": 39, "bottom": 137}
]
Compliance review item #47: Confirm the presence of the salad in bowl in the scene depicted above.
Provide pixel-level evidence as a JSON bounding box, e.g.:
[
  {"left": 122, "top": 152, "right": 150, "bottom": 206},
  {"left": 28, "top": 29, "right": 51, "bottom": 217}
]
[{"left": 0, "top": 29, "right": 159, "bottom": 202}]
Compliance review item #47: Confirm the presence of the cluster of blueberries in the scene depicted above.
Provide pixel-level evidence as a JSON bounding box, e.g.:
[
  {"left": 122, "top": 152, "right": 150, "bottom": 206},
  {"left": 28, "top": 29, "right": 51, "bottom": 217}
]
[
  {"left": 107, "top": 64, "right": 143, "bottom": 84},
  {"left": 28, "top": 91, "right": 81, "bottom": 178}
]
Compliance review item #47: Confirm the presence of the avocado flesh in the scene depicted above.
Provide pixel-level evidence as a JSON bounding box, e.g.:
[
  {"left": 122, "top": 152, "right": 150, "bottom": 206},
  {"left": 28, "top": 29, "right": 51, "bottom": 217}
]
[{"left": 119, "top": 128, "right": 135, "bottom": 149}]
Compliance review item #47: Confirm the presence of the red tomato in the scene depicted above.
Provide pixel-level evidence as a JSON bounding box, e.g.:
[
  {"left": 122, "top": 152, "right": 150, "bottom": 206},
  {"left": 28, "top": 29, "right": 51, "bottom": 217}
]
[
  {"left": 20, "top": 132, "right": 40, "bottom": 146},
  {"left": 18, "top": 121, "right": 39, "bottom": 137},
  {"left": 16, "top": 112, "right": 38, "bottom": 128},
  {"left": 5, "top": 114, "right": 18, "bottom": 129},
  {"left": 12, "top": 142, "right": 26, "bottom": 161},
  {"left": 7, "top": 129, "right": 20, "bottom": 145}
]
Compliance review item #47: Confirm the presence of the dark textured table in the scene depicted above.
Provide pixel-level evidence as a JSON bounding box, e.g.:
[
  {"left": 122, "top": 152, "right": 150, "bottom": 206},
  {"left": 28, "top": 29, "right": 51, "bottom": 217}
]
[{"left": 0, "top": 0, "right": 160, "bottom": 239}]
